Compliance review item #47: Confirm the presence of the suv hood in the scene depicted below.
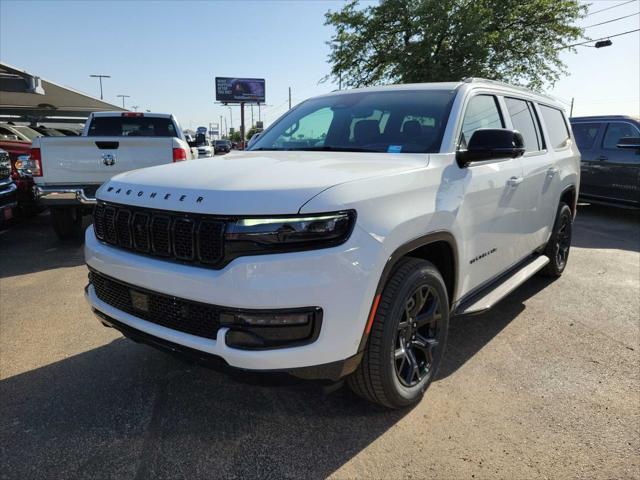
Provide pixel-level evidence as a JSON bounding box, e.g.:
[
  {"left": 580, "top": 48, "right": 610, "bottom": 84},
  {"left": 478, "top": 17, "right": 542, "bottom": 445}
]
[{"left": 98, "top": 151, "right": 427, "bottom": 215}]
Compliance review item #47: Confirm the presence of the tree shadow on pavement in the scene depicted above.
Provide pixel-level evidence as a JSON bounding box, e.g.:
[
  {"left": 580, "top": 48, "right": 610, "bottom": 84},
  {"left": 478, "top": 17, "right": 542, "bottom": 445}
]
[{"left": 0, "top": 212, "right": 89, "bottom": 279}]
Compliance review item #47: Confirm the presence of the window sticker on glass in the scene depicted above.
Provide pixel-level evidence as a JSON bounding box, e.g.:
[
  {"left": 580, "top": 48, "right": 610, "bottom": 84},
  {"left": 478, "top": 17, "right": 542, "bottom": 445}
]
[{"left": 387, "top": 145, "right": 402, "bottom": 153}]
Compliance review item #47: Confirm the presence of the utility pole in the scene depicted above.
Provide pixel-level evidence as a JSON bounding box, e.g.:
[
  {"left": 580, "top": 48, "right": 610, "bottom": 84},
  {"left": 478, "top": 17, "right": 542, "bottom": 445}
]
[
  {"left": 220, "top": 115, "right": 223, "bottom": 139},
  {"left": 251, "top": 104, "right": 254, "bottom": 127},
  {"left": 117, "top": 94, "right": 130, "bottom": 109},
  {"left": 569, "top": 97, "right": 575, "bottom": 117},
  {"left": 288, "top": 87, "right": 292, "bottom": 110},
  {"left": 240, "top": 102, "right": 245, "bottom": 148},
  {"left": 258, "top": 103, "right": 261, "bottom": 123},
  {"left": 90, "top": 74, "right": 111, "bottom": 100},
  {"left": 227, "top": 105, "right": 233, "bottom": 132}
]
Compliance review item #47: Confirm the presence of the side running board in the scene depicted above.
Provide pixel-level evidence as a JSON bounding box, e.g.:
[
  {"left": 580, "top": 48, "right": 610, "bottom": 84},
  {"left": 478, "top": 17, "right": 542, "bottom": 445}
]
[{"left": 455, "top": 255, "right": 550, "bottom": 316}]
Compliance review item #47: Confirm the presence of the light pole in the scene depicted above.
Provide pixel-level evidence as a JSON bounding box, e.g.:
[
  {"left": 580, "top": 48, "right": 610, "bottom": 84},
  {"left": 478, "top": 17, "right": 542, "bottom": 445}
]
[
  {"left": 90, "top": 74, "right": 111, "bottom": 100},
  {"left": 117, "top": 94, "right": 130, "bottom": 109},
  {"left": 227, "top": 105, "right": 233, "bottom": 131}
]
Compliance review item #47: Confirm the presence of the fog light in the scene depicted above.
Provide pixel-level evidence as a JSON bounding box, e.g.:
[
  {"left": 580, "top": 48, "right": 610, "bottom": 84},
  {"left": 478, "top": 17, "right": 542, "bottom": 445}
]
[{"left": 221, "top": 308, "right": 322, "bottom": 350}]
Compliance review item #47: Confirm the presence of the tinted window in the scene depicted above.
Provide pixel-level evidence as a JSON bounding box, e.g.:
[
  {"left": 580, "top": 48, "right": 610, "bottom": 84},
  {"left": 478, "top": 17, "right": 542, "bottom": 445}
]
[
  {"left": 459, "top": 95, "right": 504, "bottom": 148},
  {"left": 539, "top": 105, "right": 570, "bottom": 149},
  {"left": 505, "top": 97, "right": 542, "bottom": 151},
  {"left": 87, "top": 117, "right": 177, "bottom": 137},
  {"left": 602, "top": 122, "right": 640, "bottom": 149},
  {"left": 571, "top": 122, "right": 601, "bottom": 151},
  {"left": 250, "top": 90, "right": 456, "bottom": 154}
]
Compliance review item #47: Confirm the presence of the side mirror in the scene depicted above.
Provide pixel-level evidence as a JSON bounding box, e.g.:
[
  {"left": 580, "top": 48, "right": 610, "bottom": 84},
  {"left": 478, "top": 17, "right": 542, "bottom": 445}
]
[
  {"left": 456, "top": 129, "right": 525, "bottom": 167},
  {"left": 616, "top": 136, "right": 640, "bottom": 150}
]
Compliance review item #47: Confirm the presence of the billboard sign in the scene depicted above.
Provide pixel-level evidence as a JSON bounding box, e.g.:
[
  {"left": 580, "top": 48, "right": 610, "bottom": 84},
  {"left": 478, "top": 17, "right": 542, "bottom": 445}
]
[{"left": 216, "top": 77, "right": 265, "bottom": 103}]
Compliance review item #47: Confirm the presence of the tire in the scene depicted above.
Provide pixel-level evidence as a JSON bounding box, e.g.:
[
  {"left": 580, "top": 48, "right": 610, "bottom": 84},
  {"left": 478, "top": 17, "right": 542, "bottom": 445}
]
[
  {"left": 348, "top": 258, "right": 449, "bottom": 409},
  {"left": 541, "top": 202, "right": 573, "bottom": 277},
  {"left": 50, "top": 207, "right": 84, "bottom": 240}
]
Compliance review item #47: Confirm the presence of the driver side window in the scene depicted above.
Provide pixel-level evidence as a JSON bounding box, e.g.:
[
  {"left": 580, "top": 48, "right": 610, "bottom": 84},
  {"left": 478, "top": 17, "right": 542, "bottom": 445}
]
[
  {"left": 273, "top": 107, "right": 333, "bottom": 149},
  {"left": 459, "top": 95, "right": 504, "bottom": 149}
]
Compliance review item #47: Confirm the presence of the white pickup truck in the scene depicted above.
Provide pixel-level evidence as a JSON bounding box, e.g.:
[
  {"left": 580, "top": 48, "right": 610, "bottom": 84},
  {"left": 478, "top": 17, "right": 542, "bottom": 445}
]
[{"left": 30, "top": 112, "right": 195, "bottom": 239}]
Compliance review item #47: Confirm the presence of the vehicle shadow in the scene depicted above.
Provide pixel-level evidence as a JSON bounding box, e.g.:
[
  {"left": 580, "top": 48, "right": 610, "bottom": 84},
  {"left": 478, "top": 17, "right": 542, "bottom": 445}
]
[
  {"left": 439, "top": 275, "right": 554, "bottom": 379},
  {"left": 0, "top": 211, "right": 89, "bottom": 279},
  {"left": 571, "top": 202, "right": 639, "bottom": 252},
  {"left": 1, "top": 276, "right": 557, "bottom": 479}
]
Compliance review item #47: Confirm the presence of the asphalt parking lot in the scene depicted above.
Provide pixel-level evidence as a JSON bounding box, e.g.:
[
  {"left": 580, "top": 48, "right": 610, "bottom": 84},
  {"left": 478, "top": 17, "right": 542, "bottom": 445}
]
[{"left": 1, "top": 204, "right": 638, "bottom": 479}]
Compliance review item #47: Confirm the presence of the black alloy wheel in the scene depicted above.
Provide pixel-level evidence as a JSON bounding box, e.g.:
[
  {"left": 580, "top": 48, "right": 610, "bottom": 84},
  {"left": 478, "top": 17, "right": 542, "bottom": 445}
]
[{"left": 394, "top": 285, "right": 442, "bottom": 387}]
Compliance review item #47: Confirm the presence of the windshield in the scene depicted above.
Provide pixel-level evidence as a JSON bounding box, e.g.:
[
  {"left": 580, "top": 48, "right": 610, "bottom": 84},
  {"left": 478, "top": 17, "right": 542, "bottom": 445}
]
[
  {"left": 13, "top": 126, "right": 42, "bottom": 141},
  {"left": 249, "top": 89, "right": 456, "bottom": 154}
]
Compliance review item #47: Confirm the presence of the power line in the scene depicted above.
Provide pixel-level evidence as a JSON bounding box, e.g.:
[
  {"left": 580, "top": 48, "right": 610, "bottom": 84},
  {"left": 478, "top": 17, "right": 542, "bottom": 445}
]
[
  {"left": 584, "top": 11, "right": 639, "bottom": 28},
  {"left": 564, "top": 28, "right": 640, "bottom": 47},
  {"left": 586, "top": 0, "right": 638, "bottom": 17}
]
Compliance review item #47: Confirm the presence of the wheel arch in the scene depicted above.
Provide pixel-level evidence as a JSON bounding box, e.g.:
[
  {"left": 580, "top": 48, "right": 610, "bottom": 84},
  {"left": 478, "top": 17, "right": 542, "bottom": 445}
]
[
  {"left": 357, "top": 231, "right": 459, "bottom": 353},
  {"left": 560, "top": 184, "right": 577, "bottom": 217}
]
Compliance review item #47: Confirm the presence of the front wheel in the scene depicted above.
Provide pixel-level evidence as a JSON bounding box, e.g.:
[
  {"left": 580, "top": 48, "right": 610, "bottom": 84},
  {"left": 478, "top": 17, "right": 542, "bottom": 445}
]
[
  {"left": 348, "top": 258, "right": 449, "bottom": 409},
  {"left": 541, "top": 202, "right": 573, "bottom": 277}
]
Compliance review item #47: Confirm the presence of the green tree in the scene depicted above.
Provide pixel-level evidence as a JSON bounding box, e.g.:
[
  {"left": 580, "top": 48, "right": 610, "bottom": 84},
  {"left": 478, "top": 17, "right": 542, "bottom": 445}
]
[{"left": 325, "top": 0, "right": 585, "bottom": 90}]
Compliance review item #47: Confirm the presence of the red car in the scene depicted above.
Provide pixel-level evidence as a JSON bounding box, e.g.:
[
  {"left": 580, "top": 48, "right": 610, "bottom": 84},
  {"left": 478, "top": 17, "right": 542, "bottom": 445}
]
[{"left": 0, "top": 138, "right": 39, "bottom": 215}]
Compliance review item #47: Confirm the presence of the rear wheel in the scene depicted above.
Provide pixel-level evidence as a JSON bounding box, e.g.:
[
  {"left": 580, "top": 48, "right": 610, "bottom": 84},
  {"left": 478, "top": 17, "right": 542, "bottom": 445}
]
[
  {"left": 50, "top": 207, "right": 83, "bottom": 240},
  {"left": 348, "top": 258, "right": 449, "bottom": 409},
  {"left": 541, "top": 202, "right": 572, "bottom": 277}
]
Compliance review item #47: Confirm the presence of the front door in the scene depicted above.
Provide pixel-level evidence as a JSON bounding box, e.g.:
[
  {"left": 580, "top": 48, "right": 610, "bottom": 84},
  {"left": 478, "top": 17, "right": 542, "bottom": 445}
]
[
  {"left": 570, "top": 121, "right": 604, "bottom": 198},
  {"left": 455, "top": 93, "right": 528, "bottom": 295}
]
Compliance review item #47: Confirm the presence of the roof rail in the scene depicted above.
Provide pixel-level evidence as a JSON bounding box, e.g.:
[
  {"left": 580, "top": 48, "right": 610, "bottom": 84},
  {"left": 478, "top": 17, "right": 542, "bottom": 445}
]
[{"left": 461, "top": 77, "right": 562, "bottom": 105}]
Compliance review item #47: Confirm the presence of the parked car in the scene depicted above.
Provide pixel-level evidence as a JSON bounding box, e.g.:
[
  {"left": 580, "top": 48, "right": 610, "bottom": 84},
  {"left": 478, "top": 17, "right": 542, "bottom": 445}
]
[
  {"left": 0, "top": 148, "right": 18, "bottom": 228},
  {"left": 30, "top": 126, "right": 66, "bottom": 137},
  {"left": 85, "top": 79, "right": 579, "bottom": 408},
  {"left": 52, "top": 128, "right": 81, "bottom": 136},
  {"left": 0, "top": 123, "right": 42, "bottom": 142},
  {"left": 570, "top": 115, "right": 640, "bottom": 208},
  {"left": 31, "top": 111, "right": 197, "bottom": 239},
  {"left": 0, "top": 137, "right": 39, "bottom": 215},
  {"left": 196, "top": 139, "right": 215, "bottom": 158},
  {"left": 214, "top": 139, "right": 232, "bottom": 154}
]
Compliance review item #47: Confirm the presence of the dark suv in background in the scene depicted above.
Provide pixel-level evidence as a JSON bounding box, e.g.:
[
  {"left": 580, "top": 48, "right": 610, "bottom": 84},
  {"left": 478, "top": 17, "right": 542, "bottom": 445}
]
[{"left": 571, "top": 115, "right": 640, "bottom": 208}]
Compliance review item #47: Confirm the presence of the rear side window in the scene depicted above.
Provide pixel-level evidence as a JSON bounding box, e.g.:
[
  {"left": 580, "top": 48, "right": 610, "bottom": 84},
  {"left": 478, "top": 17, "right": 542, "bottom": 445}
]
[
  {"left": 87, "top": 116, "right": 177, "bottom": 137},
  {"left": 602, "top": 122, "right": 640, "bottom": 150},
  {"left": 504, "top": 97, "right": 543, "bottom": 152},
  {"left": 459, "top": 95, "right": 504, "bottom": 148},
  {"left": 539, "top": 105, "right": 570, "bottom": 149},
  {"left": 571, "top": 123, "right": 601, "bottom": 151}
]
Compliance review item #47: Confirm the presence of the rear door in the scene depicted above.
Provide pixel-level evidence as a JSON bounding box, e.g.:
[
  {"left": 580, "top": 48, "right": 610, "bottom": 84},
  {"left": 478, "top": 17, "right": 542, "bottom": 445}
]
[
  {"left": 570, "top": 121, "right": 604, "bottom": 197},
  {"left": 595, "top": 121, "right": 640, "bottom": 205}
]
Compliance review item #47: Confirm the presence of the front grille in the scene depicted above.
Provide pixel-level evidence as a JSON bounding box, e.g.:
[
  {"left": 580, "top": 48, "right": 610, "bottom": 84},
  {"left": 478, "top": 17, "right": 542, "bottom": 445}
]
[
  {"left": 94, "top": 202, "right": 225, "bottom": 267},
  {"left": 90, "top": 270, "right": 221, "bottom": 339}
]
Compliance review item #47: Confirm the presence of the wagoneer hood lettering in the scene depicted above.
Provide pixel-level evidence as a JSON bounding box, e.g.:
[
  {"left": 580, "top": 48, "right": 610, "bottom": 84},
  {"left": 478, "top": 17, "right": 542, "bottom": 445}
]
[{"left": 98, "top": 151, "right": 428, "bottom": 215}]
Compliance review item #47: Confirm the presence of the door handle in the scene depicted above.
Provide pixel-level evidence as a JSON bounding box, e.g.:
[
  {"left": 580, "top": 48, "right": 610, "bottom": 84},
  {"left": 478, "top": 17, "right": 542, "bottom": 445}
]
[
  {"left": 597, "top": 155, "right": 608, "bottom": 161},
  {"left": 507, "top": 176, "right": 524, "bottom": 187},
  {"left": 547, "top": 167, "right": 559, "bottom": 176}
]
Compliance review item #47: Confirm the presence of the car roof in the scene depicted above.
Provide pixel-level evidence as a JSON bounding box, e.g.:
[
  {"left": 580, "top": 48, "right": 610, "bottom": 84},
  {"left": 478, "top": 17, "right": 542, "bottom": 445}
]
[
  {"left": 90, "top": 112, "right": 172, "bottom": 119},
  {"left": 570, "top": 115, "right": 640, "bottom": 122},
  {"left": 310, "top": 78, "right": 564, "bottom": 109}
]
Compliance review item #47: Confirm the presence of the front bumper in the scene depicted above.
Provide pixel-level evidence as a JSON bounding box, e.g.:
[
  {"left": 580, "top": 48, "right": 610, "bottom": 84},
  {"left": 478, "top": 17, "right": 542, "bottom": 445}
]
[
  {"left": 84, "top": 224, "right": 385, "bottom": 373},
  {"left": 34, "top": 185, "right": 99, "bottom": 206}
]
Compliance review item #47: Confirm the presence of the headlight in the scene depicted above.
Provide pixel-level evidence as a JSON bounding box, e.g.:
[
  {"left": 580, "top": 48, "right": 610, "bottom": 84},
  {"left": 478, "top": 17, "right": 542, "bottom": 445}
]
[{"left": 225, "top": 211, "right": 356, "bottom": 256}]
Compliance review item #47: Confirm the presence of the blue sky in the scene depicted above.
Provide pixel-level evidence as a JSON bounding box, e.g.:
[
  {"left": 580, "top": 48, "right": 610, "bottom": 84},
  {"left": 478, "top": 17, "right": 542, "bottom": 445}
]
[{"left": 1, "top": 0, "right": 638, "bottom": 131}]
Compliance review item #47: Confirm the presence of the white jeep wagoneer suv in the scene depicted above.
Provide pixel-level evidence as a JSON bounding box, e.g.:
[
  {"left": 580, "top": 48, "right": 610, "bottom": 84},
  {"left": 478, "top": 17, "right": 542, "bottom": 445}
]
[{"left": 85, "top": 79, "right": 579, "bottom": 408}]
